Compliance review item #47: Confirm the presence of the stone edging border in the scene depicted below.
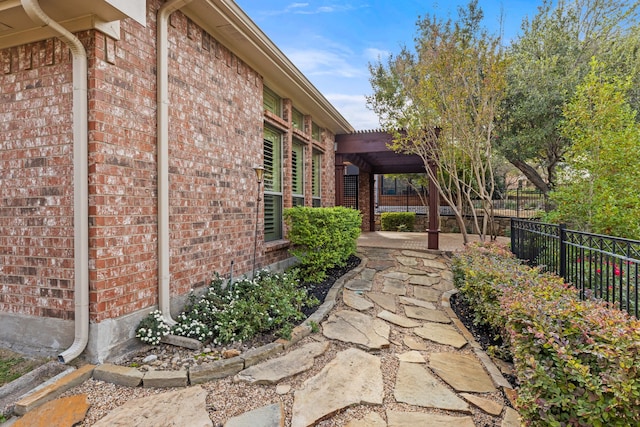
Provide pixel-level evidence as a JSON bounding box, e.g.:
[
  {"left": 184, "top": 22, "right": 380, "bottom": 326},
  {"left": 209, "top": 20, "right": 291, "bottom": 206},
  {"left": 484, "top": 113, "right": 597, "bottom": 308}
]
[
  {"left": 441, "top": 288, "right": 518, "bottom": 407},
  {"left": 10, "top": 255, "right": 369, "bottom": 416}
]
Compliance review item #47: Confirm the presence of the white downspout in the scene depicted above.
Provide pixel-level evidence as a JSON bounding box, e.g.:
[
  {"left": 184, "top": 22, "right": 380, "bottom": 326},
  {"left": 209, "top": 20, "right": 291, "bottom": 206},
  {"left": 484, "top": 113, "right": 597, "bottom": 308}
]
[
  {"left": 20, "top": 0, "right": 89, "bottom": 363},
  {"left": 158, "top": 0, "right": 194, "bottom": 325}
]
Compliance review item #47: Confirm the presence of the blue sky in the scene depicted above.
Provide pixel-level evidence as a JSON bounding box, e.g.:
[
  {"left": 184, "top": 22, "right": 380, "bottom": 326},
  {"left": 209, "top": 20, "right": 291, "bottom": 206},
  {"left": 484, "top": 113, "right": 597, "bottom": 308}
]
[{"left": 235, "top": 1, "right": 542, "bottom": 130}]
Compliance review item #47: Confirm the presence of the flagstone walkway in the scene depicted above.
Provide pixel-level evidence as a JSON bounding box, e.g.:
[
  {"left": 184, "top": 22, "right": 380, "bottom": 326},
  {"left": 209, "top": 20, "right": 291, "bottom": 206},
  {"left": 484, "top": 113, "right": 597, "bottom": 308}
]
[{"left": 8, "top": 242, "right": 520, "bottom": 427}]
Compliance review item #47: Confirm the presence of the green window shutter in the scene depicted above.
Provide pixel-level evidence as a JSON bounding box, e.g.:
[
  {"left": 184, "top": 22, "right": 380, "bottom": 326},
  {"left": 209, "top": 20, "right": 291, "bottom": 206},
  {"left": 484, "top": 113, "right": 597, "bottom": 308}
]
[
  {"left": 311, "top": 122, "right": 321, "bottom": 141},
  {"left": 292, "top": 140, "right": 304, "bottom": 204},
  {"left": 292, "top": 108, "right": 303, "bottom": 130},
  {"left": 263, "top": 87, "right": 281, "bottom": 117},
  {"left": 264, "top": 127, "right": 283, "bottom": 241},
  {"left": 264, "top": 127, "right": 281, "bottom": 193},
  {"left": 264, "top": 194, "right": 282, "bottom": 241},
  {"left": 312, "top": 149, "right": 321, "bottom": 206}
]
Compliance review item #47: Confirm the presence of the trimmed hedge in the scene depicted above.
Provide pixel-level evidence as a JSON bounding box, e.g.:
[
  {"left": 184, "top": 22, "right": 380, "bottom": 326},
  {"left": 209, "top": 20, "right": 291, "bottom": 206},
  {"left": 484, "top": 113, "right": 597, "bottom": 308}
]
[
  {"left": 283, "top": 206, "right": 362, "bottom": 282},
  {"left": 452, "top": 243, "right": 640, "bottom": 426},
  {"left": 380, "top": 212, "right": 416, "bottom": 231}
]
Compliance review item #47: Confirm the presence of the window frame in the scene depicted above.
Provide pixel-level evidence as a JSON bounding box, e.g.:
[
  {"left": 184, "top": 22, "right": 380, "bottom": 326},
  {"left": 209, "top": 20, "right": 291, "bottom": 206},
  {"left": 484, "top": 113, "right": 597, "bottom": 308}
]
[
  {"left": 263, "top": 126, "right": 283, "bottom": 241},
  {"left": 292, "top": 139, "right": 305, "bottom": 207},
  {"left": 263, "top": 86, "right": 282, "bottom": 117},
  {"left": 312, "top": 149, "right": 322, "bottom": 207}
]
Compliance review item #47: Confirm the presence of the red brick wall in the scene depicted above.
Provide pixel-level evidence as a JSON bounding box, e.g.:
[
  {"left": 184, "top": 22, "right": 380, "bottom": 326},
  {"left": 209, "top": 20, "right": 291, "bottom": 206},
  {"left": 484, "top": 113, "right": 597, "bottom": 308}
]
[
  {"left": 87, "top": 5, "right": 159, "bottom": 322},
  {"left": 164, "top": 11, "right": 264, "bottom": 296},
  {"left": 0, "top": 38, "right": 76, "bottom": 320},
  {"left": 0, "top": 0, "right": 338, "bottom": 325}
]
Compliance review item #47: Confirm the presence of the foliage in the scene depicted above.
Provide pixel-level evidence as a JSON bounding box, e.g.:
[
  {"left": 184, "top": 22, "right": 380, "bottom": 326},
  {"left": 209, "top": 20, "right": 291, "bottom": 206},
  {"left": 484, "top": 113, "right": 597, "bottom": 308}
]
[
  {"left": 496, "top": 0, "right": 640, "bottom": 194},
  {"left": 368, "top": 0, "right": 506, "bottom": 243},
  {"left": 453, "top": 243, "right": 640, "bottom": 426},
  {"left": 543, "top": 59, "right": 640, "bottom": 240},
  {"left": 135, "top": 310, "right": 172, "bottom": 345},
  {"left": 380, "top": 212, "right": 415, "bottom": 232},
  {"left": 284, "top": 206, "right": 361, "bottom": 282},
  {"left": 136, "top": 270, "right": 318, "bottom": 346}
]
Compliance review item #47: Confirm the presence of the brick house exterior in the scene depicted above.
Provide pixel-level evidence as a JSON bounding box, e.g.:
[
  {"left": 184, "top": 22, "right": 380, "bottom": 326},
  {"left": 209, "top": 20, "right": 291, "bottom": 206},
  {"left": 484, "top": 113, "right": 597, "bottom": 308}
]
[{"left": 0, "top": 0, "right": 352, "bottom": 362}]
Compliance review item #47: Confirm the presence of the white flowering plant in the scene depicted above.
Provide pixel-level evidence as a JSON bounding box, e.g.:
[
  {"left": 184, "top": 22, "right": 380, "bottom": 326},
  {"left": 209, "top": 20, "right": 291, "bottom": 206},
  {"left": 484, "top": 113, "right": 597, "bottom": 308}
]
[
  {"left": 177, "top": 270, "right": 317, "bottom": 345},
  {"left": 135, "top": 310, "right": 171, "bottom": 345}
]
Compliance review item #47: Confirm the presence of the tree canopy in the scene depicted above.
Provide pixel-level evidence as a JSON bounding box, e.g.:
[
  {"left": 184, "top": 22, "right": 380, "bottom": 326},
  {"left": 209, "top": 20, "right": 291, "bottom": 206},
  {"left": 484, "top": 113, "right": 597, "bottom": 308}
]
[
  {"left": 367, "top": 0, "right": 506, "bottom": 242},
  {"left": 496, "top": 0, "right": 640, "bottom": 194}
]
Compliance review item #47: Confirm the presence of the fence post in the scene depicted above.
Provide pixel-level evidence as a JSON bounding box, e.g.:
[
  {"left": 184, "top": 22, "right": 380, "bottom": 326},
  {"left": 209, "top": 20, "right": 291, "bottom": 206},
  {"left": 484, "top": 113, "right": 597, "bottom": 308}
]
[
  {"left": 559, "top": 223, "right": 567, "bottom": 280},
  {"left": 510, "top": 218, "right": 516, "bottom": 255}
]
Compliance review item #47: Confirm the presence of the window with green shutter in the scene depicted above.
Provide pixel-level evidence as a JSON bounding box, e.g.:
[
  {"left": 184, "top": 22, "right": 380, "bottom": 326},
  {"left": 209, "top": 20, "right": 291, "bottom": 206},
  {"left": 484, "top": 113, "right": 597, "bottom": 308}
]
[
  {"left": 292, "top": 108, "right": 304, "bottom": 131},
  {"left": 311, "top": 122, "right": 321, "bottom": 141},
  {"left": 264, "top": 127, "right": 283, "bottom": 240},
  {"left": 312, "top": 149, "right": 321, "bottom": 207},
  {"left": 263, "top": 86, "right": 281, "bottom": 117},
  {"left": 292, "top": 139, "right": 305, "bottom": 206}
]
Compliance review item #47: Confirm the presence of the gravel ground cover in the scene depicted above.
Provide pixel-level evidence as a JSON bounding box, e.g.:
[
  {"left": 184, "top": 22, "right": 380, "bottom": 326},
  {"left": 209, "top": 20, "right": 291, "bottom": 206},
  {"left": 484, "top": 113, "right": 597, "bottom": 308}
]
[{"left": 61, "top": 250, "right": 513, "bottom": 426}]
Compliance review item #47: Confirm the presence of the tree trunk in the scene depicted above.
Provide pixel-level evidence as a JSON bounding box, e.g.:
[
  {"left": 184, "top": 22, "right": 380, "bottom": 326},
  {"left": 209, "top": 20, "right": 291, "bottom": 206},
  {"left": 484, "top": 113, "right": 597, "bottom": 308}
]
[{"left": 508, "top": 158, "right": 551, "bottom": 195}]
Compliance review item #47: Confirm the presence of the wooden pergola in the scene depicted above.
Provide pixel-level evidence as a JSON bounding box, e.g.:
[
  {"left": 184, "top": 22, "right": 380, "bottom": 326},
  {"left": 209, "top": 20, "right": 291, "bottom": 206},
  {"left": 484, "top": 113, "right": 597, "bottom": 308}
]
[{"left": 334, "top": 130, "right": 440, "bottom": 249}]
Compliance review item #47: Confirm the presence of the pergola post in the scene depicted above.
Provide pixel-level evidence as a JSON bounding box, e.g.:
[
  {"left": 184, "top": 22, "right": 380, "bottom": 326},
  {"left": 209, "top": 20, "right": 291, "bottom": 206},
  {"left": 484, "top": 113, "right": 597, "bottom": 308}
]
[
  {"left": 334, "top": 154, "right": 345, "bottom": 206},
  {"left": 427, "top": 159, "right": 439, "bottom": 249}
]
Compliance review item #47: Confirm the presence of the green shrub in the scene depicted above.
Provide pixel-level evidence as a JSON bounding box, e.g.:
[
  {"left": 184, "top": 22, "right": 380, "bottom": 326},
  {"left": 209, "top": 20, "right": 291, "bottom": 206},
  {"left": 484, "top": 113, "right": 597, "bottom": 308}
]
[
  {"left": 135, "top": 270, "right": 318, "bottom": 346},
  {"left": 380, "top": 212, "right": 416, "bottom": 231},
  {"left": 284, "top": 206, "right": 361, "bottom": 282},
  {"left": 453, "top": 243, "right": 640, "bottom": 426}
]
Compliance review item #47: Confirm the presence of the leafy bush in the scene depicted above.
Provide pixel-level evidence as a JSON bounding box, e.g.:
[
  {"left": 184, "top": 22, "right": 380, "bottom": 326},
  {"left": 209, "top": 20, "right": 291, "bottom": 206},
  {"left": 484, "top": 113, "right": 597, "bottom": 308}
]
[
  {"left": 135, "top": 310, "right": 171, "bottom": 345},
  {"left": 284, "top": 206, "right": 361, "bottom": 282},
  {"left": 453, "top": 243, "right": 640, "bottom": 426},
  {"left": 380, "top": 212, "right": 416, "bottom": 232},
  {"left": 135, "top": 270, "right": 318, "bottom": 346}
]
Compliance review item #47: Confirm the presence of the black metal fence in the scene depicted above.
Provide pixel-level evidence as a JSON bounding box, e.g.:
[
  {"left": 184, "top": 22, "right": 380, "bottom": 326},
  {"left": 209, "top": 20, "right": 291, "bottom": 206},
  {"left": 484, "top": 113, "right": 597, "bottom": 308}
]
[
  {"left": 463, "top": 189, "right": 546, "bottom": 218},
  {"left": 511, "top": 218, "right": 640, "bottom": 318}
]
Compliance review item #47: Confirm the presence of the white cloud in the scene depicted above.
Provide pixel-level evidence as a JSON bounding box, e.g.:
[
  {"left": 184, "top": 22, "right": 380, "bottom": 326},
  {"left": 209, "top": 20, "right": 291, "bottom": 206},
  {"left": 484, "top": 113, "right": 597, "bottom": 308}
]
[
  {"left": 325, "top": 93, "right": 380, "bottom": 130},
  {"left": 364, "top": 47, "right": 390, "bottom": 61},
  {"left": 287, "top": 48, "right": 366, "bottom": 78},
  {"left": 259, "top": 2, "right": 355, "bottom": 17}
]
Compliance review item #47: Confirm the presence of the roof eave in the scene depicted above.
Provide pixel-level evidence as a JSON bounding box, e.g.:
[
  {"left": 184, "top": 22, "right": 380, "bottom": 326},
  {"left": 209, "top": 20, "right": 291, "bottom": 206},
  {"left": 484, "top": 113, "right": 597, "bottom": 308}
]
[{"left": 183, "top": 0, "right": 354, "bottom": 135}]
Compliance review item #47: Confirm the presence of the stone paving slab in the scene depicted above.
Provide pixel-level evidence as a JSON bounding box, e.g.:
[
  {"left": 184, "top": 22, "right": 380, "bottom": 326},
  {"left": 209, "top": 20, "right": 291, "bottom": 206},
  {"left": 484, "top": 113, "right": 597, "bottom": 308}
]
[
  {"left": 403, "top": 335, "right": 428, "bottom": 350},
  {"left": 381, "top": 279, "right": 406, "bottom": 295},
  {"left": 92, "top": 364, "right": 142, "bottom": 387},
  {"left": 413, "top": 287, "right": 441, "bottom": 302},
  {"left": 394, "top": 362, "right": 470, "bottom": 412},
  {"left": 361, "top": 268, "right": 376, "bottom": 281},
  {"left": 343, "top": 290, "right": 375, "bottom": 311},
  {"left": 396, "top": 256, "right": 419, "bottom": 266},
  {"left": 381, "top": 271, "right": 410, "bottom": 281},
  {"left": 401, "top": 250, "right": 439, "bottom": 259},
  {"left": 345, "top": 412, "right": 386, "bottom": 427},
  {"left": 234, "top": 342, "right": 329, "bottom": 385},
  {"left": 345, "top": 279, "right": 372, "bottom": 292},
  {"left": 12, "top": 394, "right": 89, "bottom": 427},
  {"left": 422, "top": 259, "right": 449, "bottom": 270},
  {"left": 143, "top": 369, "right": 188, "bottom": 388},
  {"left": 366, "top": 292, "right": 397, "bottom": 312},
  {"left": 502, "top": 407, "right": 522, "bottom": 427},
  {"left": 224, "top": 403, "right": 284, "bottom": 427},
  {"left": 404, "top": 306, "right": 451, "bottom": 324},
  {"left": 409, "top": 276, "right": 440, "bottom": 286},
  {"left": 413, "top": 323, "right": 467, "bottom": 349},
  {"left": 460, "top": 392, "right": 504, "bottom": 416},
  {"left": 377, "top": 310, "right": 420, "bottom": 328},
  {"left": 430, "top": 353, "right": 497, "bottom": 393},
  {"left": 13, "top": 364, "right": 95, "bottom": 416},
  {"left": 398, "top": 296, "right": 436, "bottom": 310},
  {"left": 93, "top": 386, "right": 212, "bottom": 427},
  {"left": 322, "top": 310, "right": 390, "bottom": 350},
  {"left": 397, "top": 351, "right": 425, "bottom": 363},
  {"left": 291, "top": 349, "right": 384, "bottom": 427},
  {"left": 387, "top": 410, "right": 475, "bottom": 427}
]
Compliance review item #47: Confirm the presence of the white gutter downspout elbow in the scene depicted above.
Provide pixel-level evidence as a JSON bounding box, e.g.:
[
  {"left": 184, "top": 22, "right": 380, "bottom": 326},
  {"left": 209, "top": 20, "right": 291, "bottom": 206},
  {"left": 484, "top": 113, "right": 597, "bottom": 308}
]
[
  {"left": 21, "top": 0, "right": 89, "bottom": 363},
  {"left": 158, "top": 0, "right": 194, "bottom": 325}
]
